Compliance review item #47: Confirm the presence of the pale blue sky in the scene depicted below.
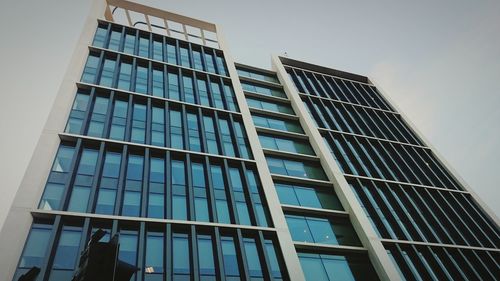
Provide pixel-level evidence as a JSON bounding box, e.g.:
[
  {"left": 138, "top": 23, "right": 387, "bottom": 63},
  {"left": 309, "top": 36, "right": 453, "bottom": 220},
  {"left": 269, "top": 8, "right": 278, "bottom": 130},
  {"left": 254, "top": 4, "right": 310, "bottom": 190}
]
[{"left": 0, "top": 0, "right": 499, "bottom": 228}]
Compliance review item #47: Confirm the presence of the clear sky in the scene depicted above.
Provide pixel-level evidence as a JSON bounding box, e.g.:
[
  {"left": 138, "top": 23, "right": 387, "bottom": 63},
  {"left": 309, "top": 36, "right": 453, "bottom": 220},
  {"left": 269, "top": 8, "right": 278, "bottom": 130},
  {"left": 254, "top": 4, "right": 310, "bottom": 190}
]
[{"left": 0, "top": 0, "right": 499, "bottom": 229}]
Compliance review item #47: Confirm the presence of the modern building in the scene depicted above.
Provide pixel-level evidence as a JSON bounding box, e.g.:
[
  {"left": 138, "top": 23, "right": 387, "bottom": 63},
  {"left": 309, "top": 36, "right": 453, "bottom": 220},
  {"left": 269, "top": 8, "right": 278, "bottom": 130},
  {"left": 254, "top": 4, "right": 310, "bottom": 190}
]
[{"left": 0, "top": 0, "right": 498, "bottom": 280}]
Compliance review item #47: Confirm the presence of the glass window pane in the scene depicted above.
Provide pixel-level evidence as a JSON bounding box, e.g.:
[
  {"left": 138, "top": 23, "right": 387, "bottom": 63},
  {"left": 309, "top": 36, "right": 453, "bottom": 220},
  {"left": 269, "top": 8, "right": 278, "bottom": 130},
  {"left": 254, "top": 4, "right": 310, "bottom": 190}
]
[
  {"left": 298, "top": 254, "right": 329, "bottom": 281},
  {"left": 198, "top": 235, "right": 216, "bottom": 277},
  {"left": 146, "top": 233, "right": 164, "bottom": 273},
  {"left": 19, "top": 225, "right": 51, "bottom": 268},
  {"left": 286, "top": 215, "right": 313, "bottom": 243},
  {"left": 173, "top": 234, "right": 190, "bottom": 276},
  {"left": 221, "top": 237, "right": 240, "bottom": 277},
  {"left": 52, "top": 228, "right": 82, "bottom": 270}
]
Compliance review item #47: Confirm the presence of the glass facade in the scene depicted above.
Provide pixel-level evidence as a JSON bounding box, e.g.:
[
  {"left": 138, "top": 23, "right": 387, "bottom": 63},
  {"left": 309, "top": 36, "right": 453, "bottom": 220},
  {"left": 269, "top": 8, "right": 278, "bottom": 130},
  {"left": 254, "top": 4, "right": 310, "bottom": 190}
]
[
  {"left": 285, "top": 63, "right": 500, "bottom": 281},
  {"left": 7, "top": 8, "right": 499, "bottom": 281}
]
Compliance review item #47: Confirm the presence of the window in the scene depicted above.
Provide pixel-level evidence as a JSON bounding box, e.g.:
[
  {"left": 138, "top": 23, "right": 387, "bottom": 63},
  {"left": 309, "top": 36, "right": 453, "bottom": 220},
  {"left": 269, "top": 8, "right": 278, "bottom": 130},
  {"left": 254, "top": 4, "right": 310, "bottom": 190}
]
[
  {"left": 210, "top": 82, "right": 224, "bottom": 109},
  {"left": 223, "top": 84, "right": 238, "bottom": 112},
  {"left": 135, "top": 65, "right": 149, "bottom": 94},
  {"left": 229, "top": 168, "right": 251, "bottom": 225},
  {"left": 246, "top": 169, "right": 269, "bottom": 227},
  {"left": 197, "top": 235, "right": 216, "bottom": 280},
  {"left": 18, "top": 224, "right": 52, "bottom": 268},
  {"left": 259, "top": 134, "right": 314, "bottom": 155},
  {"left": 152, "top": 39, "right": 163, "bottom": 61},
  {"left": 183, "top": 74, "right": 195, "bottom": 103},
  {"left": 166, "top": 42, "right": 177, "bottom": 64},
  {"left": 92, "top": 25, "right": 107, "bottom": 48},
  {"left": 151, "top": 107, "right": 165, "bottom": 146},
  {"left": 88, "top": 96, "right": 109, "bottom": 137},
  {"left": 172, "top": 160, "right": 187, "bottom": 220},
  {"left": 138, "top": 36, "right": 150, "bottom": 58},
  {"left": 117, "top": 61, "right": 132, "bottom": 91},
  {"left": 219, "top": 118, "right": 235, "bottom": 157},
  {"left": 252, "top": 115, "right": 303, "bottom": 134},
  {"left": 152, "top": 68, "right": 164, "bottom": 97},
  {"left": 266, "top": 157, "right": 327, "bottom": 180},
  {"left": 178, "top": 46, "right": 190, "bottom": 67},
  {"left": 192, "top": 163, "right": 209, "bottom": 221},
  {"left": 298, "top": 253, "right": 378, "bottom": 281},
  {"left": 275, "top": 183, "right": 343, "bottom": 211},
  {"left": 168, "top": 70, "right": 180, "bottom": 100},
  {"left": 145, "top": 232, "right": 164, "bottom": 276},
  {"left": 286, "top": 215, "right": 361, "bottom": 246},
  {"left": 81, "top": 54, "right": 99, "bottom": 83},
  {"left": 246, "top": 97, "right": 294, "bottom": 115},
  {"left": 131, "top": 103, "right": 146, "bottom": 143},
  {"left": 240, "top": 81, "right": 285, "bottom": 98},
  {"left": 170, "top": 110, "right": 184, "bottom": 149},
  {"left": 236, "top": 67, "right": 279, "bottom": 84},
  {"left": 68, "top": 149, "right": 99, "bottom": 212},
  {"left": 234, "top": 121, "right": 251, "bottom": 159},
  {"left": 51, "top": 227, "right": 82, "bottom": 270},
  {"left": 203, "top": 115, "right": 219, "bottom": 154},
  {"left": 221, "top": 237, "right": 240, "bottom": 280},
  {"left": 187, "top": 113, "right": 201, "bottom": 152},
  {"left": 99, "top": 57, "right": 116, "bottom": 87},
  {"left": 39, "top": 145, "right": 75, "bottom": 210},
  {"left": 95, "top": 152, "right": 121, "bottom": 214},
  {"left": 264, "top": 240, "right": 283, "bottom": 280},
  {"left": 119, "top": 231, "right": 138, "bottom": 266},
  {"left": 173, "top": 233, "right": 190, "bottom": 280},
  {"left": 197, "top": 79, "right": 210, "bottom": 106},
  {"left": 65, "top": 91, "right": 90, "bottom": 134},
  {"left": 123, "top": 33, "right": 136, "bottom": 54},
  {"left": 108, "top": 30, "right": 121, "bottom": 51},
  {"left": 193, "top": 50, "right": 204, "bottom": 70},
  {"left": 148, "top": 157, "right": 165, "bottom": 218},
  {"left": 243, "top": 238, "right": 263, "bottom": 280},
  {"left": 215, "top": 55, "right": 228, "bottom": 76},
  {"left": 123, "top": 155, "right": 143, "bottom": 216},
  {"left": 204, "top": 52, "right": 216, "bottom": 73},
  {"left": 211, "top": 165, "right": 230, "bottom": 223},
  {"left": 109, "top": 100, "right": 128, "bottom": 140}
]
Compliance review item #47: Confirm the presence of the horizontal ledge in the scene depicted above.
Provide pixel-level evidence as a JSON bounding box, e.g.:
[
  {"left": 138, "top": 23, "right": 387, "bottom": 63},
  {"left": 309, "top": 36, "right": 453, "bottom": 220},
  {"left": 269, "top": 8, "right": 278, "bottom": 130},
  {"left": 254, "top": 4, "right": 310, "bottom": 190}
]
[
  {"left": 380, "top": 239, "right": 500, "bottom": 252},
  {"left": 281, "top": 204, "right": 349, "bottom": 217},
  {"left": 262, "top": 148, "right": 318, "bottom": 162},
  {"left": 31, "top": 209, "right": 277, "bottom": 232},
  {"left": 88, "top": 45, "right": 229, "bottom": 79},
  {"left": 270, "top": 173, "right": 333, "bottom": 187},
  {"left": 294, "top": 241, "right": 367, "bottom": 253},
  {"left": 77, "top": 82, "right": 243, "bottom": 116},
  {"left": 59, "top": 133, "right": 257, "bottom": 163},
  {"left": 317, "top": 127, "right": 428, "bottom": 150},
  {"left": 344, "top": 174, "right": 469, "bottom": 194},
  {"left": 299, "top": 92, "right": 398, "bottom": 115},
  {"left": 254, "top": 126, "right": 309, "bottom": 140}
]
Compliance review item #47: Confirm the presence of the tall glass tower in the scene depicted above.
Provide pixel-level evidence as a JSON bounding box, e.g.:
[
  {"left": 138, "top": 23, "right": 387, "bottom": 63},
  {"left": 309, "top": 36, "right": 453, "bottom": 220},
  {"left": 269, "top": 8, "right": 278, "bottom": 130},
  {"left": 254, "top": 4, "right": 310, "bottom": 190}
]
[{"left": 0, "top": 1, "right": 498, "bottom": 281}]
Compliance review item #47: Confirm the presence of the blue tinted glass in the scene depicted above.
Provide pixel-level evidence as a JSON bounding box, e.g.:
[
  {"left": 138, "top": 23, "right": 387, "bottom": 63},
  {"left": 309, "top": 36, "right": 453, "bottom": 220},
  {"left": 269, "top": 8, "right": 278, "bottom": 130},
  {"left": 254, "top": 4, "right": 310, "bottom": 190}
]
[
  {"left": 77, "top": 149, "right": 99, "bottom": 175},
  {"left": 173, "top": 234, "right": 190, "bottom": 275},
  {"left": 307, "top": 218, "right": 337, "bottom": 245},
  {"left": 39, "top": 183, "right": 65, "bottom": 210},
  {"left": 119, "top": 232, "right": 138, "bottom": 265},
  {"left": 52, "top": 228, "right": 82, "bottom": 270},
  {"left": 243, "top": 239, "right": 263, "bottom": 278},
  {"left": 123, "top": 191, "right": 141, "bottom": 216},
  {"left": 275, "top": 184, "right": 299, "bottom": 206},
  {"left": 286, "top": 215, "right": 313, "bottom": 242},
  {"left": 221, "top": 237, "right": 240, "bottom": 277},
  {"left": 103, "top": 152, "right": 121, "bottom": 177},
  {"left": 95, "top": 189, "right": 116, "bottom": 214},
  {"left": 299, "top": 254, "right": 329, "bottom": 281},
  {"left": 264, "top": 240, "right": 282, "bottom": 279},
  {"left": 19, "top": 225, "right": 51, "bottom": 268},
  {"left": 127, "top": 155, "right": 144, "bottom": 180},
  {"left": 295, "top": 187, "right": 322, "bottom": 208},
  {"left": 198, "top": 235, "right": 216, "bottom": 277},
  {"left": 67, "top": 186, "right": 91, "bottom": 212},
  {"left": 51, "top": 146, "right": 75, "bottom": 172},
  {"left": 323, "top": 255, "right": 356, "bottom": 281},
  {"left": 146, "top": 233, "right": 164, "bottom": 273}
]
